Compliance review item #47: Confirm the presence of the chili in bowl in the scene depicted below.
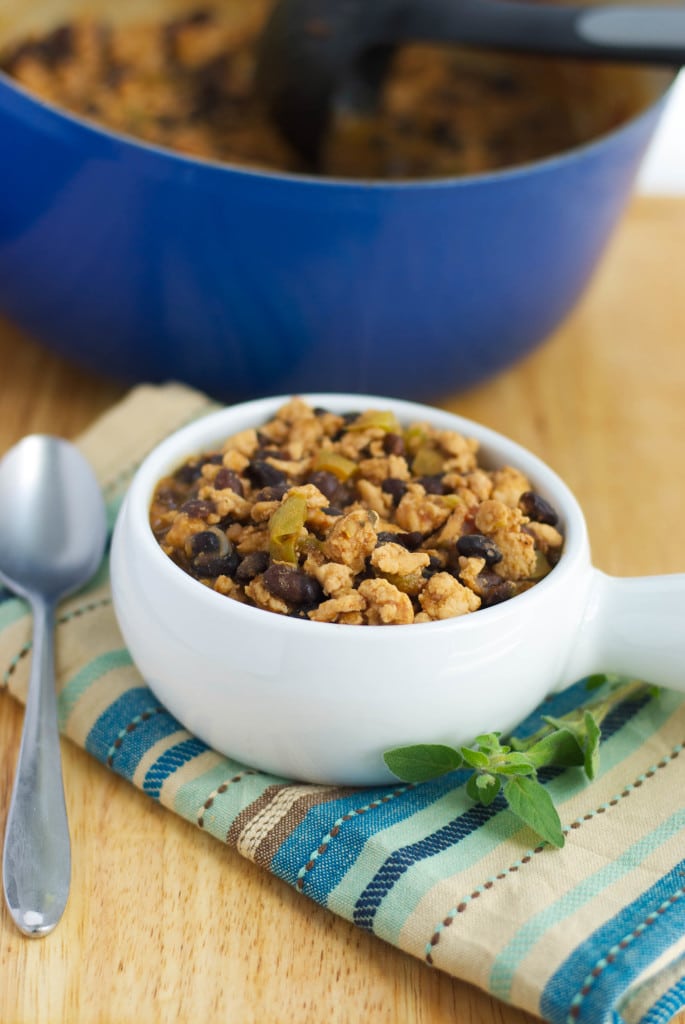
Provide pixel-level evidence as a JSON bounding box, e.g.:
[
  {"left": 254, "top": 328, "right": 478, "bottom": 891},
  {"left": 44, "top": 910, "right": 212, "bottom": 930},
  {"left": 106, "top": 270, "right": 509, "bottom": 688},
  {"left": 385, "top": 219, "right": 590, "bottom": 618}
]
[{"left": 110, "top": 394, "right": 685, "bottom": 785}]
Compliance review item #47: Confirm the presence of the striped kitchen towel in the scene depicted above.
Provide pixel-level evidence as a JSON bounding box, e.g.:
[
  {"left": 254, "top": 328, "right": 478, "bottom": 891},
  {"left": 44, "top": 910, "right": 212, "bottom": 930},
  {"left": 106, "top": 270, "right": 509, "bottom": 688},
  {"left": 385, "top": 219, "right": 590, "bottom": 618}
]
[{"left": 2, "top": 382, "right": 685, "bottom": 1024}]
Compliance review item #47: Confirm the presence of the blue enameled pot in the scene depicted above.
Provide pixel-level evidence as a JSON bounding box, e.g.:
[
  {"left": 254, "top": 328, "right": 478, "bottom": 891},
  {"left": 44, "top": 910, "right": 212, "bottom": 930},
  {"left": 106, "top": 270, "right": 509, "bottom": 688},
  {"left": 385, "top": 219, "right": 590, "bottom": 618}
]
[{"left": 0, "top": 65, "right": 673, "bottom": 401}]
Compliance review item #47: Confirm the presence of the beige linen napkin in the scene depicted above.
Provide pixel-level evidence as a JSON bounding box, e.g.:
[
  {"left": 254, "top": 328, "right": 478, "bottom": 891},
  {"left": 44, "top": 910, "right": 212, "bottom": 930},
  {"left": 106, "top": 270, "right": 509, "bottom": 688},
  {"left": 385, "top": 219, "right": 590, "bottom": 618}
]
[{"left": 2, "top": 383, "right": 685, "bottom": 1024}]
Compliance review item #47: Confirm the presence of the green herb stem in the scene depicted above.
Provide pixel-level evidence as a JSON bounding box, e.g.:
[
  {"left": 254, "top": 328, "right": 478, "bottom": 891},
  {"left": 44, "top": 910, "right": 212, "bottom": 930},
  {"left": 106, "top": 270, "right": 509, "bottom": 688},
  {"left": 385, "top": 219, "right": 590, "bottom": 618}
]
[{"left": 383, "top": 677, "right": 656, "bottom": 849}]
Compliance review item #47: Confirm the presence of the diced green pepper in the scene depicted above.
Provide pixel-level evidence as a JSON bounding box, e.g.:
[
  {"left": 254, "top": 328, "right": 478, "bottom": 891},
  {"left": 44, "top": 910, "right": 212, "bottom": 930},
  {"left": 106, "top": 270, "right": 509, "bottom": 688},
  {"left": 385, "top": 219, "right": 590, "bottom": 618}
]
[
  {"left": 412, "top": 445, "right": 444, "bottom": 476},
  {"left": 346, "top": 410, "right": 400, "bottom": 433},
  {"left": 311, "top": 449, "right": 358, "bottom": 481},
  {"left": 439, "top": 494, "right": 464, "bottom": 509},
  {"left": 529, "top": 549, "right": 552, "bottom": 580},
  {"left": 379, "top": 570, "right": 425, "bottom": 596},
  {"left": 403, "top": 424, "right": 429, "bottom": 455},
  {"left": 269, "top": 494, "right": 307, "bottom": 563}
]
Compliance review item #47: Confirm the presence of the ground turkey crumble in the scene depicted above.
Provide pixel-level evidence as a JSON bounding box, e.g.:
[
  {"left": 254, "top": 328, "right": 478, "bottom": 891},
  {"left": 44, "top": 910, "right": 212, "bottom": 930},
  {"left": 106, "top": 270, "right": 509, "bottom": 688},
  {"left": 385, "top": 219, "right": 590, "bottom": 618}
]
[{"left": 149, "top": 398, "right": 564, "bottom": 624}]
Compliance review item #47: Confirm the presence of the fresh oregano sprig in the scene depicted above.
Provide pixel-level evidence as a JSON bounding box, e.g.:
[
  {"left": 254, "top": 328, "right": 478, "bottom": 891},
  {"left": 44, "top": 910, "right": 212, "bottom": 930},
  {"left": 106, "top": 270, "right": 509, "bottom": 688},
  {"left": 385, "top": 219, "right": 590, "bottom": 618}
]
[{"left": 383, "top": 677, "right": 653, "bottom": 848}]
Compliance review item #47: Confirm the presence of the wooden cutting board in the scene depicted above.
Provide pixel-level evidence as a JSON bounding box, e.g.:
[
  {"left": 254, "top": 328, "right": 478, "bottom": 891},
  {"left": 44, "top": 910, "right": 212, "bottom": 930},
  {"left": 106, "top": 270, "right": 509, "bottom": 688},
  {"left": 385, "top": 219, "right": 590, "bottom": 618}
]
[{"left": 0, "top": 195, "right": 684, "bottom": 1024}]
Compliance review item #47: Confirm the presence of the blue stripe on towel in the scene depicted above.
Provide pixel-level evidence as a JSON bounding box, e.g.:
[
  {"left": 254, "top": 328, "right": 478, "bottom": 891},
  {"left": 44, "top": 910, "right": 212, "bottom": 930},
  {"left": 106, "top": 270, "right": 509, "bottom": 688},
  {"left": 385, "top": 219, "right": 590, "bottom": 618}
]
[
  {"left": 85, "top": 686, "right": 181, "bottom": 780},
  {"left": 640, "top": 973, "right": 685, "bottom": 1024},
  {"left": 351, "top": 795, "right": 507, "bottom": 932},
  {"left": 349, "top": 691, "right": 652, "bottom": 933},
  {"left": 270, "top": 773, "right": 467, "bottom": 899},
  {"left": 272, "top": 688, "right": 615, "bottom": 901},
  {"left": 540, "top": 857, "right": 685, "bottom": 1024},
  {"left": 143, "top": 736, "right": 210, "bottom": 800}
]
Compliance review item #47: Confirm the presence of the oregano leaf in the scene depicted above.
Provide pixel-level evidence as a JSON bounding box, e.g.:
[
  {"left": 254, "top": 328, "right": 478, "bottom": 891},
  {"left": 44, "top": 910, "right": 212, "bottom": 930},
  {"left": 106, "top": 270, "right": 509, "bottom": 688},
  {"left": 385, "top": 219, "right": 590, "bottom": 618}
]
[
  {"left": 503, "top": 776, "right": 565, "bottom": 848},
  {"left": 473, "top": 733, "right": 504, "bottom": 754},
  {"left": 466, "top": 772, "right": 482, "bottom": 803},
  {"left": 383, "top": 744, "right": 463, "bottom": 782},
  {"left": 495, "top": 759, "right": 537, "bottom": 776},
  {"left": 460, "top": 746, "right": 490, "bottom": 769},
  {"left": 474, "top": 773, "right": 501, "bottom": 806},
  {"left": 524, "top": 728, "right": 585, "bottom": 769},
  {"left": 583, "top": 711, "right": 601, "bottom": 780},
  {"left": 585, "top": 673, "right": 610, "bottom": 691}
]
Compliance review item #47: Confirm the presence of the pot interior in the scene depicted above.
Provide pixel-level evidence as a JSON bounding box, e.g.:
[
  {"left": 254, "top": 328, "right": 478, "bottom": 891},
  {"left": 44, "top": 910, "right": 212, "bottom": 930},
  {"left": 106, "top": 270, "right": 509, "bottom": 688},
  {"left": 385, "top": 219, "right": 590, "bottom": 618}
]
[{"left": 0, "top": 0, "right": 674, "bottom": 179}]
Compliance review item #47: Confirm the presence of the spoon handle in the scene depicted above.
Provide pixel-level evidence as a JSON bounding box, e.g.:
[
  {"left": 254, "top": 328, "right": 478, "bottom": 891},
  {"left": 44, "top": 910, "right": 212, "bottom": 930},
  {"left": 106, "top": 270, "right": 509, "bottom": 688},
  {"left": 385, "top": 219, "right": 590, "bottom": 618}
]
[
  {"left": 397, "top": 0, "right": 685, "bottom": 65},
  {"left": 3, "top": 596, "right": 71, "bottom": 936}
]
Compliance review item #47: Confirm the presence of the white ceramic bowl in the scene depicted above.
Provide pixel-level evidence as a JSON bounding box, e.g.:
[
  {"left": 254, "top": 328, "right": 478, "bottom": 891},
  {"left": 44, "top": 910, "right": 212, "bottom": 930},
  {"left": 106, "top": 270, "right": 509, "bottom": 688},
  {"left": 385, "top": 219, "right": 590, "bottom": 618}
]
[{"left": 110, "top": 394, "right": 685, "bottom": 785}]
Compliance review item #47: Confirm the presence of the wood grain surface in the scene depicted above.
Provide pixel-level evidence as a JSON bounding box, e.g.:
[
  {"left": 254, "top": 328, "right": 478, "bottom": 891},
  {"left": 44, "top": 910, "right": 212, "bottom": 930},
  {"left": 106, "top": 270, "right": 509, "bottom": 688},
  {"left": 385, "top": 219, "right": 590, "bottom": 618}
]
[{"left": 0, "top": 196, "right": 684, "bottom": 1024}]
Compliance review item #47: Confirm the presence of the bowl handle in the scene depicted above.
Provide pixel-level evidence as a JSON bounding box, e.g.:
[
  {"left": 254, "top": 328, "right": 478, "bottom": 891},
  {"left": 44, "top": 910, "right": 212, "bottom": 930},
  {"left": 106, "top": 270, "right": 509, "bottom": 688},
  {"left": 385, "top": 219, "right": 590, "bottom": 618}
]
[{"left": 562, "top": 568, "right": 685, "bottom": 692}]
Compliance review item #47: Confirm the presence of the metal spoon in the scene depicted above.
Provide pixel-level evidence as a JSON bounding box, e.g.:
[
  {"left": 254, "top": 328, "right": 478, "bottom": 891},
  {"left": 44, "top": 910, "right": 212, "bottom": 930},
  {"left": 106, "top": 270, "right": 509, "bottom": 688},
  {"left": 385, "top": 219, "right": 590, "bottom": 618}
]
[
  {"left": 0, "top": 435, "right": 106, "bottom": 936},
  {"left": 256, "top": 0, "right": 685, "bottom": 164}
]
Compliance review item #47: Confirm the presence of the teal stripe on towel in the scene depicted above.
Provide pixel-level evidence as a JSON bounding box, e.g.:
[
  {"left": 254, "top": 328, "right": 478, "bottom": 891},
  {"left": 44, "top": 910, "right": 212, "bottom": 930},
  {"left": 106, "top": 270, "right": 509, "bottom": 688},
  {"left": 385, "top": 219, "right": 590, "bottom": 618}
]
[
  {"left": 58, "top": 648, "right": 134, "bottom": 730},
  {"left": 0, "top": 595, "right": 28, "bottom": 632},
  {"left": 85, "top": 686, "right": 180, "bottom": 781},
  {"left": 488, "top": 808, "right": 685, "bottom": 1003}
]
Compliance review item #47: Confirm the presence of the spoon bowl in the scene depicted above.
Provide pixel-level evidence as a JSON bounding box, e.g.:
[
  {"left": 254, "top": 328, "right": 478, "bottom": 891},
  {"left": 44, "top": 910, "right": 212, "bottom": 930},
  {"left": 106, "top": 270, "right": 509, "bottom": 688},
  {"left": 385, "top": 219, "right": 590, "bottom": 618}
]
[
  {"left": 0, "top": 436, "right": 106, "bottom": 599},
  {"left": 0, "top": 435, "right": 106, "bottom": 936}
]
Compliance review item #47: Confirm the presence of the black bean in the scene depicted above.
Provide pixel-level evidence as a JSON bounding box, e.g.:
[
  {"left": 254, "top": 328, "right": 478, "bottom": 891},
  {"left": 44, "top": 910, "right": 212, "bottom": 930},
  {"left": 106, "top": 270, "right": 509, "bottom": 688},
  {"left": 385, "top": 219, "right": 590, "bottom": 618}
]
[
  {"left": 444, "top": 547, "right": 462, "bottom": 575},
  {"left": 519, "top": 491, "right": 559, "bottom": 526},
  {"left": 322, "top": 506, "right": 344, "bottom": 516},
  {"left": 375, "top": 530, "right": 423, "bottom": 550},
  {"left": 547, "top": 546, "right": 562, "bottom": 568},
  {"left": 456, "top": 533, "right": 503, "bottom": 566},
  {"left": 262, "top": 564, "right": 324, "bottom": 606},
  {"left": 422, "top": 555, "right": 444, "bottom": 578},
  {"left": 187, "top": 530, "right": 222, "bottom": 556},
  {"left": 383, "top": 433, "right": 405, "bottom": 456},
  {"left": 190, "top": 55, "right": 229, "bottom": 116},
  {"left": 10, "top": 24, "right": 74, "bottom": 69},
  {"left": 214, "top": 467, "right": 244, "bottom": 495},
  {"left": 307, "top": 470, "right": 339, "bottom": 501},
  {"left": 331, "top": 413, "right": 359, "bottom": 441},
  {"left": 398, "top": 531, "right": 424, "bottom": 551},
  {"left": 192, "top": 546, "right": 239, "bottom": 578},
  {"left": 254, "top": 447, "right": 284, "bottom": 460},
  {"left": 418, "top": 475, "right": 446, "bottom": 495},
  {"left": 288, "top": 607, "right": 316, "bottom": 619},
  {"left": 381, "top": 477, "right": 407, "bottom": 506},
  {"left": 333, "top": 484, "right": 355, "bottom": 508},
  {"left": 254, "top": 482, "right": 289, "bottom": 502},
  {"left": 235, "top": 550, "right": 270, "bottom": 583},
  {"left": 179, "top": 498, "right": 215, "bottom": 518},
  {"left": 357, "top": 557, "right": 376, "bottom": 583},
  {"left": 244, "top": 460, "right": 287, "bottom": 489},
  {"left": 214, "top": 515, "right": 238, "bottom": 530},
  {"left": 174, "top": 461, "right": 203, "bottom": 485},
  {"left": 45, "top": 24, "right": 74, "bottom": 64},
  {"left": 477, "top": 573, "right": 515, "bottom": 607},
  {"left": 106, "top": 64, "right": 127, "bottom": 89},
  {"left": 430, "top": 119, "right": 462, "bottom": 149},
  {"left": 153, "top": 485, "right": 179, "bottom": 507}
]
